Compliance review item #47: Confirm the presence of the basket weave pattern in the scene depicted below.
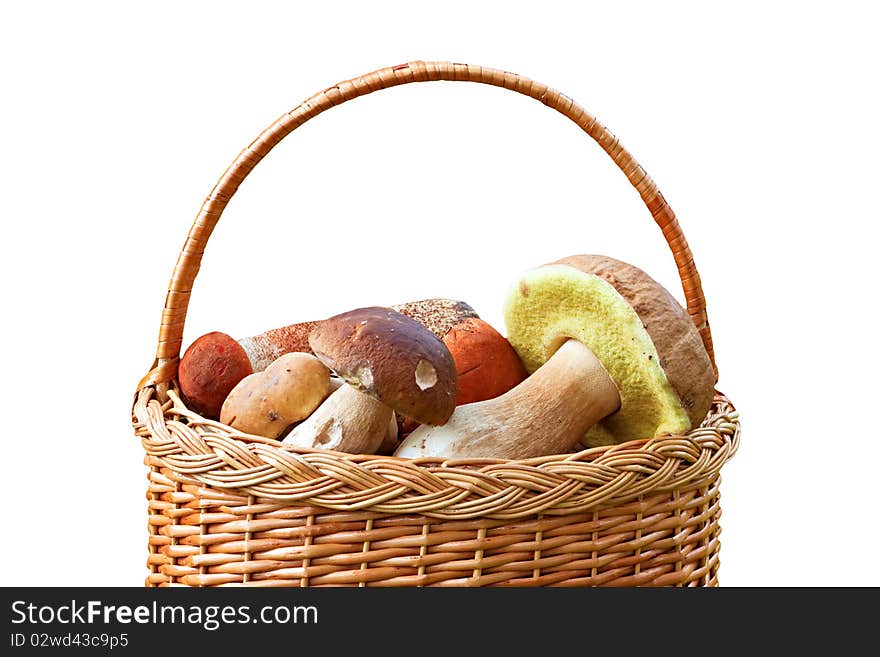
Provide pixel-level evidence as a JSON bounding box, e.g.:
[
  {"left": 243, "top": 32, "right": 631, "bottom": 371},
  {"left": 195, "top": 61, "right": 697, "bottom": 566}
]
[
  {"left": 133, "top": 61, "right": 740, "bottom": 587},
  {"left": 136, "top": 389, "right": 737, "bottom": 586}
]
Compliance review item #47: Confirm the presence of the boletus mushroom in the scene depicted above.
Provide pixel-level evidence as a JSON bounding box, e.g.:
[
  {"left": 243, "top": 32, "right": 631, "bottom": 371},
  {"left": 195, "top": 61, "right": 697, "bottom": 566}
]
[
  {"left": 395, "top": 255, "right": 715, "bottom": 460},
  {"left": 220, "top": 352, "right": 331, "bottom": 439},
  {"left": 283, "top": 307, "right": 458, "bottom": 454}
]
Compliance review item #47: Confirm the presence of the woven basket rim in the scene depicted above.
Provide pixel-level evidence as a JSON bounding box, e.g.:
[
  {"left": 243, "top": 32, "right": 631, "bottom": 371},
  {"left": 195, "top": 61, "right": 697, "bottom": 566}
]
[{"left": 133, "top": 385, "right": 739, "bottom": 521}]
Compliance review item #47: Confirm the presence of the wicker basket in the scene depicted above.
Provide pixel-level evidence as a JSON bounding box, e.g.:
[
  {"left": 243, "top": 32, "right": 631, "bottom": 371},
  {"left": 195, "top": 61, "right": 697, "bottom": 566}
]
[{"left": 132, "top": 61, "right": 740, "bottom": 587}]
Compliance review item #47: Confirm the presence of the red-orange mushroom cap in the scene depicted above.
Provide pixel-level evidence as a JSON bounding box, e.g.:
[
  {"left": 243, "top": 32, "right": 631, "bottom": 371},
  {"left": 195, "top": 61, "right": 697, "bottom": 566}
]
[{"left": 178, "top": 331, "right": 254, "bottom": 418}]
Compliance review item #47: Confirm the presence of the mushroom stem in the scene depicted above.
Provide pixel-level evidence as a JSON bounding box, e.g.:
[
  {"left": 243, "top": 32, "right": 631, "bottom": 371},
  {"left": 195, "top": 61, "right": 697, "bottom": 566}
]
[
  {"left": 239, "top": 320, "right": 322, "bottom": 372},
  {"left": 394, "top": 339, "right": 621, "bottom": 460},
  {"left": 283, "top": 384, "right": 393, "bottom": 454}
]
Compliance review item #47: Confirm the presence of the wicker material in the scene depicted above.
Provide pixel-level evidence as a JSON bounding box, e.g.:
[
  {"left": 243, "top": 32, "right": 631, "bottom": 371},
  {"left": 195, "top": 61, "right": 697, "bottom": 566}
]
[{"left": 133, "top": 61, "right": 740, "bottom": 587}]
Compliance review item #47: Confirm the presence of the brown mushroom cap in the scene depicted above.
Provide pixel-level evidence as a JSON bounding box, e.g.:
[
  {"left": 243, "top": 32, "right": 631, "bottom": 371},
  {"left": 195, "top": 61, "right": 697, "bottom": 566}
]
[
  {"left": 220, "top": 352, "right": 331, "bottom": 439},
  {"left": 238, "top": 320, "right": 322, "bottom": 371},
  {"left": 308, "top": 307, "right": 458, "bottom": 426}
]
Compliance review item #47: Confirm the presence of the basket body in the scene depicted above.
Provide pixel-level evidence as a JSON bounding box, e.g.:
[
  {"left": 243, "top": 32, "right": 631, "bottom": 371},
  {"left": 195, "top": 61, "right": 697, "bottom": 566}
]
[
  {"left": 133, "top": 61, "right": 740, "bottom": 587},
  {"left": 137, "top": 390, "right": 738, "bottom": 587},
  {"left": 146, "top": 472, "right": 723, "bottom": 587},
  {"left": 145, "top": 475, "right": 724, "bottom": 588}
]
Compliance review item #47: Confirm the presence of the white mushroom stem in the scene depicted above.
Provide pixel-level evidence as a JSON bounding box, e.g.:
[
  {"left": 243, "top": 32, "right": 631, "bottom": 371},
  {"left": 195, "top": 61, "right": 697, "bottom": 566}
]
[
  {"left": 323, "top": 376, "right": 397, "bottom": 450},
  {"left": 394, "top": 339, "right": 621, "bottom": 460},
  {"left": 283, "top": 383, "right": 393, "bottom": 454},
  {"left": 238, "top": 320, "right": 321, "bottom": 372}
]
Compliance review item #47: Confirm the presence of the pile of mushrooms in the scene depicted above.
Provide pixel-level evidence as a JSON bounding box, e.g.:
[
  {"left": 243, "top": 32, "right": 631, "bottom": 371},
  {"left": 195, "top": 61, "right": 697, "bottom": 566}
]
[
  {"left": 285, "top": 306, "right": 459, "bottom": 453},
  {"left": 397, "top": 254, "right": 715, "bottom": 458},
  {"left": 177, "top": 254, "right": 716, "bottom": 460}
]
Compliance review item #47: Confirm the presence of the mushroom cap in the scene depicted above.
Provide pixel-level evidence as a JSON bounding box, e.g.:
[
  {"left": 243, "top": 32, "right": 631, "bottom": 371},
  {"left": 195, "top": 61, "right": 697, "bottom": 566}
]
[
  {"left": 238, "top": 320, "right": 322, "bottom": 371},
  {"left": 442, "top": 317, "right": 527, "bottom": 406},
  {"left": 391, "top": 298, "right": 479, "bottom": 339},
  {"left": 308, "top": 307, "right": 458, "bottom": 425},
  {"left": 503, "top": 255, "right": 715, "bottom": 446},
  {"left": 178, "top": 331, "right": 253, "bottom": 418},
  {"left": 220, "top": 352, "right": 331, "bottom": 439}
]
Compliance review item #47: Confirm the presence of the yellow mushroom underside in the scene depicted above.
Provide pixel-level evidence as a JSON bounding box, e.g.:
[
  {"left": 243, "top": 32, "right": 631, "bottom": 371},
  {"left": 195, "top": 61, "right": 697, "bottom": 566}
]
[{"left": 503, "top": 264, "right": 691, "bottom": 446}]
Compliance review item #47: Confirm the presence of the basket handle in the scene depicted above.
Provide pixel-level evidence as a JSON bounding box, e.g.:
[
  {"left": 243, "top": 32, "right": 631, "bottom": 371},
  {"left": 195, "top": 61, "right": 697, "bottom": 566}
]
[{"left": 140, "top": 61, "right": 717, "bottom": 394}]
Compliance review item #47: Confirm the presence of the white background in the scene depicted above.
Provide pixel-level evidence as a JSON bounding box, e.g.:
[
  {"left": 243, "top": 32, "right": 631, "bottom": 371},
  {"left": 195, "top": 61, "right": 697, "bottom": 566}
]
[{"left": 1, "top": 1, "right": 877, "bottom": 587}]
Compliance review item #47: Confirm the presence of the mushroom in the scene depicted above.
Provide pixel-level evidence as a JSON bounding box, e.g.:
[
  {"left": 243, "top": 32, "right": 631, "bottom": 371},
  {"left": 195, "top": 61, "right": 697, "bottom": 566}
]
[
  {"left": 395, "top": 255, "right": 716, "bottom": 460},
  {"left": 283, "top": 307, "right": 458, "bottom": 454},
  {"left": 177, "top": 331, "right": 255, "bottom": 418},
  {"left": 219, "top": 352, "right": 331, "bottom": 439},
  {"left": 178, "top": 299, "right": 474, "bottom": 419},
  {"left": 429, "top": 316, "right": 527, "bottom": 406}
]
